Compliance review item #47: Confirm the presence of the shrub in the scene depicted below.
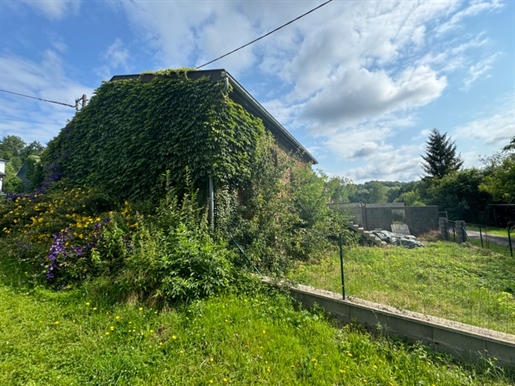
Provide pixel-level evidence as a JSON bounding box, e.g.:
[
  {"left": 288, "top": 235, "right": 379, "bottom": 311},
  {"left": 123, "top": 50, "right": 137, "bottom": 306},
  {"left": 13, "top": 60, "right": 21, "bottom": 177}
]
[{"left": 115, "top": 188, "right": 236, "bottom": 304}]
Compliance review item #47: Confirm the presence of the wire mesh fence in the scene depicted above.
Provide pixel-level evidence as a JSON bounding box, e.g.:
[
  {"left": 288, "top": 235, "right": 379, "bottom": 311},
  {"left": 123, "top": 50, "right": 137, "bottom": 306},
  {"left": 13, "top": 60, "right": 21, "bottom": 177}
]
[
  {"left": 280, "top": 232, "right": 515, "bottom": 336},
  {"left": 465, "top": 223, "right": 514, "bottom": 258}
]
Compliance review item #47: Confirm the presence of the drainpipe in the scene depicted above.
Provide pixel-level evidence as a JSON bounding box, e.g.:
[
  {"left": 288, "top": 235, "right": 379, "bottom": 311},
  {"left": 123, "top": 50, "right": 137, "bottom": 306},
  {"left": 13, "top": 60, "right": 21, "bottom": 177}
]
[{"left": 209, "top": 175, "right": 214, "bottom": 232}]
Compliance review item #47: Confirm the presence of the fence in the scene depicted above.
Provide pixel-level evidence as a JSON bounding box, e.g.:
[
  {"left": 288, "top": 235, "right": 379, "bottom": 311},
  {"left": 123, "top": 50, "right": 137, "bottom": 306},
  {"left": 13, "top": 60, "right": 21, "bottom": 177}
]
[
  {"left": 230, "top": 226, "right": 515, "bottom": 337},
  {"left": 463, "top": 223, "right": 514, "bottom": 258}
]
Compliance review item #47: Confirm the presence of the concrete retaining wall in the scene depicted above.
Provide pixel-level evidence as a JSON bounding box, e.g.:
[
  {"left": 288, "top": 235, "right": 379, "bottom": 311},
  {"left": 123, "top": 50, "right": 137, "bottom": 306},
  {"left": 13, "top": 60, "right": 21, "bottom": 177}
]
[{"left": 271, "top": 280, "right": 515, "bottom": 368}]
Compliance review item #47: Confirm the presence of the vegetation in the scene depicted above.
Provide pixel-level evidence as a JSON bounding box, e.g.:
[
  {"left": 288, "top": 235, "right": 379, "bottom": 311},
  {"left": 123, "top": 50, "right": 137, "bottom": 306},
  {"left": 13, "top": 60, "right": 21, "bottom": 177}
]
[
  {"left": 42, "top": 71, "right": 266, "bottom": 203},
  {"left": 289, "top": 242, "right": 515, "bottom": 334},
  {"left": 1, "top": 253, "right": 512, "bottom": 386},
  {"left": 421, "top": 129, "right": 464, "bottom": 180},
  {"left": 0, "top": 135, "right": 44, "bottom": 193}
]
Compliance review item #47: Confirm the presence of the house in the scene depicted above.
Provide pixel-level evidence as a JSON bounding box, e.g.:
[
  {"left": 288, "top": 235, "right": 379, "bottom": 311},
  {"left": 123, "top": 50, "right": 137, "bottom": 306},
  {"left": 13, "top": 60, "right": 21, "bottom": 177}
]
[
  {"left": 110, "top": 69, "right": 317, "bottom": 165},
  {"left": 43, "top": 68, "right": 316, "bottom": 202}
]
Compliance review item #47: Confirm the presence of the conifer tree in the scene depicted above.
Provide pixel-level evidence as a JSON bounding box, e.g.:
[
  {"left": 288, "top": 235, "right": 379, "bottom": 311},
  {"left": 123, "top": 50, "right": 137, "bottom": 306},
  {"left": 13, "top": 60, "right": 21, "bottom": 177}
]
[{"left": 421, "top": 129, "right": 463, "bottom": 179}]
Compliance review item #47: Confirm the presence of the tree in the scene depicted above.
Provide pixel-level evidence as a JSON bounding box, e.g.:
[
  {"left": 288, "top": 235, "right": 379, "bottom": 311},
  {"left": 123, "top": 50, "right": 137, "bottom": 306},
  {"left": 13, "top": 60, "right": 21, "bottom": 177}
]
[
  {"left": 428, "top": 169, "right": 492, "bottom": 222},
  {"left": 421, "top": 129, "right": 463, "bottom": 179},
  {"left": 480, "top": 138, "right": 515, "bottom": 203}
]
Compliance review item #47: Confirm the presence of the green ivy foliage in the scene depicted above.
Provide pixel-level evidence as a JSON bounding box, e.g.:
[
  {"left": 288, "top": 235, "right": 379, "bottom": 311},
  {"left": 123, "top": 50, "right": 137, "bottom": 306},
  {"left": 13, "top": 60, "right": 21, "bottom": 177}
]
[{"left": 43, "top": 73, "right": 266, "bottom": 202}]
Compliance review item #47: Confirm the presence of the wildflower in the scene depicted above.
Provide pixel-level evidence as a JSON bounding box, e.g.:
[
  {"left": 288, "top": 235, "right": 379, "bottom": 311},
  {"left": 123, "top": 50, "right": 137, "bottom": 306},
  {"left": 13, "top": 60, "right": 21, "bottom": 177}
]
[
  {"left": 150, "top": 330, "right": 154, "bottom": 334},
  {"left": 110, "top": 326, "right": 114, "bottom": 331},
  {"left": 105, "top": 332, "right": 110, "bottom": 335},
  {"left": 86, "top": 302, "right": 90, "bottom": 306},
  {"left": 93, "top": 307, "right": 97, "bottom": 311},
  {"left": 210, "top": 357, "right": 214, "bottom": 362},
  {"left": 139, "top": 307, "right": 143, "bottom": 311},
  {"left": 223, "top": 378, "right": 228, "bottom": 383},
  {"left": 54, "top": 321, "right": 59, "bottom": 325},
  {"left": 115, "top": 316, "right": 120, "bottom": 320},
  {"left": 209, "top": 380, "right": 213, "bottom": 384},
  {"left": 180, "top": 350, "right": 184, "bottom": 354},
  {"left": 172, "top": 335, "right": 177, "bottom": 340},
  {"left": 348, "top": 353, "right": 353, "bottom": 357},
  {"left": 340, "top": 369, "right": 346, "bottom": 374},
  {"left": 262, "top": 330, "right": 266, "bottom": 334}
]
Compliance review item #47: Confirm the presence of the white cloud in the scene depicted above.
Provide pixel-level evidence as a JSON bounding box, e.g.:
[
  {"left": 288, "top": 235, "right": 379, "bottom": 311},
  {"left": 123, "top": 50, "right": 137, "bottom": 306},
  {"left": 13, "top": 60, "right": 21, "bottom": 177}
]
[
  {"left": 301, "top": 65, "right": 446, "bottom": 134},
  {"left": 0, "top": 51, "right": 94, "bottom": 143},
  {"left": 462, "top": 53, "right": 500, "bottom": 90},
  {"left": 19, "top": 0, "right": 81, "bottom": 19},
  {"left": 452, "top": 95, "right": 515, "bottom": 152},
  {"left": 436, "top": 0, "right": 504, "bottom": 35},
  {"left": 103, "top": 38, "right": 130, "bottom": 69}
]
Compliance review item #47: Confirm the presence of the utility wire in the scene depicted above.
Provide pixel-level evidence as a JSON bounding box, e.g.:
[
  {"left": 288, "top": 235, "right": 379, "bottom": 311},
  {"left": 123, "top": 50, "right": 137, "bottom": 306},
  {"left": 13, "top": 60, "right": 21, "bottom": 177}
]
[
  {"left": 196, "top": 0, "right": 334, "bottom": 69},
  {"left": 0, "top": 88, "right": 75, "bottom": 108},
  {"left": 0, "top": 117, "right": 62, "bottom": 125}
]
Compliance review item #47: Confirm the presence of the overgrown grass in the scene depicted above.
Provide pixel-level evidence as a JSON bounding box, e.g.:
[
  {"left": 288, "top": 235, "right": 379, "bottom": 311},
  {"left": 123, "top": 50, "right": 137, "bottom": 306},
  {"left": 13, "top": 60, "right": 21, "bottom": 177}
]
[
  {"left": 289, "top": 241, "right": 515, "bottom": 334},
  {"left": 1, "top": 253, "right": 513, "bottom": 385},
  {"left": 467, "top": 237, "right": 513, "bottom": 257}
]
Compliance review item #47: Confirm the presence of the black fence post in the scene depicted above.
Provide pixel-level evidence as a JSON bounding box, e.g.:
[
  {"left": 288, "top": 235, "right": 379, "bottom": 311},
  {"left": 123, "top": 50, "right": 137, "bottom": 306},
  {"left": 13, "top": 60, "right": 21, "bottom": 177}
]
[
  {"left": 479, "top": 224, "right": 484, "bottom": 248},
  {"left": 339, "top": 233, "right": 346, "bottom": 300},
  {"left": 508, "top": 227, "right": 513, "bottom": 258}
]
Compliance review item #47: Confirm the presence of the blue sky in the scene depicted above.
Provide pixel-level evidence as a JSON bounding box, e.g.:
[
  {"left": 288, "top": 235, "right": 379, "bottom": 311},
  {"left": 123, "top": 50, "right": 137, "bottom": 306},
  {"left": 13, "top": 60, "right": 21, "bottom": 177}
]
[{"left": 0, "top": 0, "right": 513, "bottom": 183}]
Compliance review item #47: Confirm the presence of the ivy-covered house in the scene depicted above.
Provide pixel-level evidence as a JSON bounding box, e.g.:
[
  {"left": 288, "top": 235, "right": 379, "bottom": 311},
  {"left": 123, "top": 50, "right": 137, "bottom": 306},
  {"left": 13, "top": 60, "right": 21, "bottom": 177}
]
[{"left": 43, "top": 69, "right": 316, "bottom": 203}]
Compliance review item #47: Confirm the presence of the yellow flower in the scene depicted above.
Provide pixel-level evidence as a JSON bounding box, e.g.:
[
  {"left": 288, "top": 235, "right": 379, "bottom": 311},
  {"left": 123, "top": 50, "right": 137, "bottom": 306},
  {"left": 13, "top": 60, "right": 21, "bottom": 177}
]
[
  {"left": 115, "top": 316, "right": 120, "bottom": 320},
  {"left": 110, "top": 326, "right": 114, "bottom": 331},
  {"left": 150, "top": 330, "right": 154, "bottom": 334},
  {"left": 172, "top": 335, "right": 177, "bottom": 340},
  {"left": 262, "top": 330, "right": 266, "bottom": 334},
  {"left": 93, "top": 307, "right": 97, "bottom": 311},
  {"left": 54, "top": 321, "right": 59, "bottom": 325},
  {"left": 105, "top": 332, "right": 110, "bottom": 335},
  {"left": 180, "top": 350, "right": 184, "bottom": 354},
  {"left": 209, "top": 357, "right": 214, "bottom": 362},
  {"left": 139, "top": 307, "right": 143, "bottom": 311}
]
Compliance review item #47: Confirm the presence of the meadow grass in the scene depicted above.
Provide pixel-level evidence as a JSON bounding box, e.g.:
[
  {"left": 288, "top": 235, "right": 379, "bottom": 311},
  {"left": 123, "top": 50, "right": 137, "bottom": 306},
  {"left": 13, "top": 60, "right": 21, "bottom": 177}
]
[
  {"left": 290, "top": 241, "right": 515, "bottom": 335},
  {"left": 1, "top": 252, "right": 513, "bottom": 385},
  {"left": 467, "top": 237, "right": 513, "bottom": 257}
]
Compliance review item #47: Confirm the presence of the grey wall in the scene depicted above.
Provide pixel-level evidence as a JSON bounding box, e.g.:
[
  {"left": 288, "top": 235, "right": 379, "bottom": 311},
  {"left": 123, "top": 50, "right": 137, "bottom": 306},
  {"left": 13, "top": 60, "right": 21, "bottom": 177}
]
[{"left": 332, "top": 203, "right": 440, "bottom": 236}]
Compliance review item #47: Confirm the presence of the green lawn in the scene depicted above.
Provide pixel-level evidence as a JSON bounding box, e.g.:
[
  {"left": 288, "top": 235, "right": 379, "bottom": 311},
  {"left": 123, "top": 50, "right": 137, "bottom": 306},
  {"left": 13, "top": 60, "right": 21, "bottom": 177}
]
[
  {"left": 289, "top": 241, "right": 515, "bottom": 334},
  {"left": 1, "top": 253, "right": 513, "bottom": 385}
]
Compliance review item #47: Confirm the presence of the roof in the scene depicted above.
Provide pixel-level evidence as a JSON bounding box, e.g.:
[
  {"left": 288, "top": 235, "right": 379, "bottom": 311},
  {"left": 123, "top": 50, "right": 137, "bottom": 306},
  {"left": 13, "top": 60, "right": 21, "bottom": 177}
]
[{"left": 110, "top": 69, "right": 317, "bottom": 164}]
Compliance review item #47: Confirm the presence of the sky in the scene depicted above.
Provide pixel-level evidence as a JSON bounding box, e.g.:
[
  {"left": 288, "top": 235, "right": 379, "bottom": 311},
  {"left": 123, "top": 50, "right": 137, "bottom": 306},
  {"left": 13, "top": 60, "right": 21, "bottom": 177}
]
[{"left": 0, "top": 0, "right": 513, "bottom": 183}]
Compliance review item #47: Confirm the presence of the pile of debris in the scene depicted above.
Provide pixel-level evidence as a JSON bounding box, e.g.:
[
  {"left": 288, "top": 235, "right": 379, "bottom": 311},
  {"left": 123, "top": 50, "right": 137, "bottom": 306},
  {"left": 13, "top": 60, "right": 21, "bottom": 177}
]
[{"left": 371, "top": 230, "right": 425, "bottom": 249}]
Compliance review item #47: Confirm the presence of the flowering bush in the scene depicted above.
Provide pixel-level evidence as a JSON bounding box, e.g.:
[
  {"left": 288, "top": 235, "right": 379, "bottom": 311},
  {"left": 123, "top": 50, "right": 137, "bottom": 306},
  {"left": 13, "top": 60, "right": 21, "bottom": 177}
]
[{"left": 0, "top": 184, "right": 138, "bottom": 285}]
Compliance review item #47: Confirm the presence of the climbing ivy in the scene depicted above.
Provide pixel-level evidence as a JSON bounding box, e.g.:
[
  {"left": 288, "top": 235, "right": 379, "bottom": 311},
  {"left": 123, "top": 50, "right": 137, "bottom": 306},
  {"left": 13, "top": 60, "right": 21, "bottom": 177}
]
[{"left": 43, "top": 71, "right": 266, "bottom": 202}]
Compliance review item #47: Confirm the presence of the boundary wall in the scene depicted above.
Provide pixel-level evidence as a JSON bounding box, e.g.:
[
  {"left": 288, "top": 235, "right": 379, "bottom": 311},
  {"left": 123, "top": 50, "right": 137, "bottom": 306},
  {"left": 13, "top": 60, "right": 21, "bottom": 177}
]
[{"left": 265, "top": 279, "right": 515, "bottom": 368}]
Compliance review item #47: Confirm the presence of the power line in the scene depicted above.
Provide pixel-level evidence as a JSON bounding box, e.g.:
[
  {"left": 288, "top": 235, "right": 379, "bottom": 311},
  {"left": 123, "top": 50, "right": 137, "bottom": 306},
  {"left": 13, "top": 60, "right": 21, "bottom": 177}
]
[
  {"left": 196, "top": 0, "right": 334, "bottom": 69},
  {"left": 0, "top": 88, "right": 75, "bottom": 108},
  {"left": 0, "top": 117, "right": 63, "bottom": 125}
]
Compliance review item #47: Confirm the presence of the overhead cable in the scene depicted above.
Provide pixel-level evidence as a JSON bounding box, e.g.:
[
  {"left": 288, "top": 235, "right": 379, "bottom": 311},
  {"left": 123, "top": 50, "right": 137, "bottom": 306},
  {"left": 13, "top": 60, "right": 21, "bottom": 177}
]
[
  {"left": 196, "top": 0, "right": 334, "bottom": 69},
  {"left": 0, "top": 117, "right": 62, "bottom": 125},
  {"left": 0, "top": 88, "right": 75, "bottom": 108}
]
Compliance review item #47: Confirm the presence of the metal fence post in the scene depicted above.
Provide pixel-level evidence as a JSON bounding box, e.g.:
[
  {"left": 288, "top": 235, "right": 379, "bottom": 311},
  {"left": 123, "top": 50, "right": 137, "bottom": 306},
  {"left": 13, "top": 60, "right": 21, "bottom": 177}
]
[
  {"left": 508, "top": 227, "right": 513, "bottom": 258},
  {"left": 339, "top": 233, "right": 346, "bottom": 300},
  {"left": 479, "top": 224, "right": 484, "bottom": 248}
]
